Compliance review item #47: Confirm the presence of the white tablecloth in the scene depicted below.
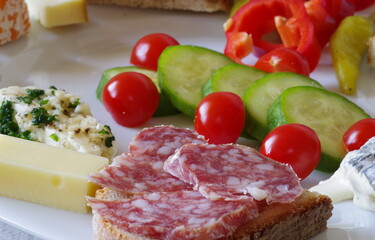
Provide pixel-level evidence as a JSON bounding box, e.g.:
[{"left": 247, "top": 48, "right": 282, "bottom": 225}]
[{"left": 0, "top": 221, "right": 41, "bottom": 240}]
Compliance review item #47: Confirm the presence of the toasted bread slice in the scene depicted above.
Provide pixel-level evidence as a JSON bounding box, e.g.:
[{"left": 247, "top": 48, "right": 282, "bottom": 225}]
[
  {"left": 92, "top": 188, "right": 332, "bottom": 240},
  {"left": 86, "top": 0, "right": 234, "bottom": 12}
]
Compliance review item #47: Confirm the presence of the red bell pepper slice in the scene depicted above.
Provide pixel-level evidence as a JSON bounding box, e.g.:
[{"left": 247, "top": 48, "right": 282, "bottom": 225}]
[
  {"left": 224, "top": 0, "right": 321, "bottom": 71},
  {"left": 348, "top": 0, "right": 375, "bottom": 11},
  {"left": 304, "top": 0, "right": 336, "bottom": 47},
  {"left": 325, "top": 0, "right": 355, "bottom": 24}
]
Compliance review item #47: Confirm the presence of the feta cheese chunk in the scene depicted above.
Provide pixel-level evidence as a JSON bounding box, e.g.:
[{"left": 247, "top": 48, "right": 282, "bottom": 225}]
[{"left": 311, "top": 137, "right": 375, "bottom": 212}]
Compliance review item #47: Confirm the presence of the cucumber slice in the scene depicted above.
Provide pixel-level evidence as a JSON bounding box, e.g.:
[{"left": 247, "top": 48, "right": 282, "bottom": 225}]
[
  {"left": 158, "top": 45, "right": 235, "bottom": 117},
  {"left": 202, "top": 63, "right": 267, "bottom": 98},
  {"left": 243, "top": 72, "right": 323, "bottom": 140},
  {"left": 268, "top": 86, "right": 370, "bottom": 173},
  {"left": 96, "top": 66, "right": 179, "bottom": 117}
]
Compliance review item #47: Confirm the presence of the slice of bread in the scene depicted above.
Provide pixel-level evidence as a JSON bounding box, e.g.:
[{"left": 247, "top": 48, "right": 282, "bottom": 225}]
[
  {"left": 86, "top": 0, "right": 234, "bottom": 12},
  {"left": 92, "top": 187, "right": 333, "bottom": 240}
]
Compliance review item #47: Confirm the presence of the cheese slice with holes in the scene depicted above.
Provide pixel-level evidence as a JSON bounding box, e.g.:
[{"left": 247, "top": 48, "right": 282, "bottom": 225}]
[
  {"left": 0, "top": 134, "right": 108, "bottom": 213},
  {"left": 26, "top": 0, "right": 88, "bottom": 28}
]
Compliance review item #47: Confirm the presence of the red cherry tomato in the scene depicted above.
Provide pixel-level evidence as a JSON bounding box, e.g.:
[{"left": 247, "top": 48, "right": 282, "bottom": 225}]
[
  {"left": 260, "top": 124, "right": 321, "bottom": 179},
  {"left": 254, "top": 47, "right": 311, "bottom": 76},
  {"left": 102, "top": 72, "right": 159, "bottom": 127},
  {"left": 194, "top": 92, "right": 245, "bottom": 144},
  {"left": 130, "top": 33, "right": 179, "bottom": 71},
  {"left": 343, "top": 118, "right": 375, "bottom": 152}
]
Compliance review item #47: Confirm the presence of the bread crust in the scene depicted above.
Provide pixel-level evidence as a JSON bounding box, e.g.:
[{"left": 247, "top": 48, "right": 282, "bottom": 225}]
[
  {"left": 86, "top": 0, "right": 234, "bottom": 12},
  {"left": 92, "top": 188, "right": 332, "bottom": 240}
]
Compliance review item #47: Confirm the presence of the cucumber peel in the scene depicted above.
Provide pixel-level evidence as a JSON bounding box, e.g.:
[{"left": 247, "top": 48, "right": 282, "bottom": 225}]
[
  {"left": 202, "top": 63, "right": 267, "bottom": 98},
  {"left": 158, "top": 45, "right": 235, "bottom": 117},
  {"left": 96, "top": 66, "right": 179, "bottom": 117},
  {"left": 268, "top": 86, "right": 370, "bottom": 173},
  {"left": 243, "top": 72, "right": 323, "bottom": 140}
]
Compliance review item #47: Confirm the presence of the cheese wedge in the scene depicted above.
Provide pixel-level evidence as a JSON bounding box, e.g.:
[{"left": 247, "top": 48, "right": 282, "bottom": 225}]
[
  {"left": 26, "top": 0, "right": 88, "bottom": 28},
  {"left": 0, "top": 134, "right": 108, "bottom": 213},
  {"left": 0, "top": 0, "right": 30, "bottom": 45}
]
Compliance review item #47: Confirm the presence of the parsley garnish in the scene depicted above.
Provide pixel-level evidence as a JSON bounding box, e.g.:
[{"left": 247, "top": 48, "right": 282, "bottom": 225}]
[
  {"left": 0, "top": 101, "right": 32, "bottom": 140},
  {"left": 17, "top": 89, "right": 45, "bottom": 104},
  {"left": 105, "top": 136, "right": 115, "bottom": 148},
  {"left": 31, "top": 107, "right": 57, "bottom": 127},
  {"left": 68, "top": 99, "right": 80, "bottom": 109}
]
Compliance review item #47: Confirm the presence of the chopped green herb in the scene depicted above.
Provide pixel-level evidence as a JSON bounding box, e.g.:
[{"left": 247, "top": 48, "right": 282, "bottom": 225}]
[
  {"left": 68, "top": 99, "right": 80, "bottom": 109},
  {"left": 49, "top": 133, "right": 59, "bottom": 142},
  {"left": 31, "top": 107, "right": 57, "bottom": 127},
  {"left": 17, "top": 89, "right": 45, "bottom": 104},
  {"left": 27, "top": 89, "right": 45, "bottom": 99},
  {"left": 39, "top": 99, "right": 49, "bottom": 106},
  {"left": 105, "top": 136, "right": 115, "bottom": 148},
  {"left": 98, "top": 129, "right": 110, "bottom": 135},
  {"left": 49, "top": 86, "right": 57, "bottom": 95},
  {"left": 17, "top": 96, "right": 32, "bottom": 104},
  {"left": 0, "top": 101, "right": 32, "bottom": 140}
]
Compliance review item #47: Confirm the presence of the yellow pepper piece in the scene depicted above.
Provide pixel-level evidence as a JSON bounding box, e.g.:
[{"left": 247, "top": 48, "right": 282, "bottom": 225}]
[{"left": 330, "top": 15, "right": 373, "bottom": 95}]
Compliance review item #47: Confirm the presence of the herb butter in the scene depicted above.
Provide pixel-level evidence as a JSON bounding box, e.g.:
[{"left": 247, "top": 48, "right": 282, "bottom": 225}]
[{"left": 0, "top": 86, "right": 117, "bottom": 160}]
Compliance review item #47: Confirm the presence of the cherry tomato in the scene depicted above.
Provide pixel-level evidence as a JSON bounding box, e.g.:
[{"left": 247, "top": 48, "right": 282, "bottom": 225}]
[
  {"left": 102, "top": 72, "right": 159, "bottom": 127},
  {"left": 343, "top": 118, "right": 375, "bottom": 152},
  {"left": 260, "top": 124, "right": 321, "bottom": 179},
  {"left": 130, "top": 33, "right": 179, "bottom": 71},
  {"left": 194, "top": 92, "right": 245, "bottom": 144},
  {"left": 254, "top": 47, "right": 311, "bottom": 76}
]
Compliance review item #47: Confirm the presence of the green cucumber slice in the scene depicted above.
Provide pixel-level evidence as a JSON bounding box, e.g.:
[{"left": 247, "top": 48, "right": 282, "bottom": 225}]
[
  {"left": 158, "top": 45, "right": 235, "bottom": 117},
  {"left": 243, "top": 72, "right": 323, "bottom": 140},
  {"left": 268, "top": 86, "right": 370, "bottom": 173},
  {"left": 202, "top": 63, "right": 267, "bottom": 98},
  {"left": 96, "top": 66, "right": 179, "bottom": 117}
]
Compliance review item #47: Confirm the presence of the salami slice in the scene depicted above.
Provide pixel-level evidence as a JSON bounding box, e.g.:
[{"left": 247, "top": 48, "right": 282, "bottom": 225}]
[
  {"left": 164, "top": 144, "right": 303, "bottom": 203},
  {"left": 89, "top": 126, "right": 207, "bottom": 193},
  {"left": 88, "top": 190, "right": 258, "bottom": 240}
]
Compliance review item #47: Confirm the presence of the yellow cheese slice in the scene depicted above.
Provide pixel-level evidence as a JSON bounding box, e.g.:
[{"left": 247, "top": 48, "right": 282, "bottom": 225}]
[
  {"left": 0, "top": 134, "right": 108, "bottom": 213},
  {"left": 26, "top": 0, "right": 88, "bottom": 28}
]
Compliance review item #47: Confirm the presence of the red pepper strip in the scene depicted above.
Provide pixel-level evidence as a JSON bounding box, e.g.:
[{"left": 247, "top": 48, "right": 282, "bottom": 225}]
[
  {"left": 224, "top": 0, "right": 321, "bottom": 71},
  {"left": 348, "top": 0, "right": 375, "bottom": 11},
  {"left": 223, "top": 23, "right": 254, "bottom": 64},
  {"left": 325, "top": 0, "right": 355, "bottom": 24},
  {"left": 304, "top": 0, "right": 336, "bottom": 47}
]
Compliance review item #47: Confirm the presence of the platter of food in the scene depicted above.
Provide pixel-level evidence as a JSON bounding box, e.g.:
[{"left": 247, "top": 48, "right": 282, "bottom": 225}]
[{"left": 1, "top": 2, "right": 375, "bottom": 240}]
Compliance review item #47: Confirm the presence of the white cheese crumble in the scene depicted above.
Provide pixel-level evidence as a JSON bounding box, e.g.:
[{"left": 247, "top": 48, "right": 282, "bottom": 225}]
[{"left": 0, "top": 86, "right": 117, "bottom": 160}]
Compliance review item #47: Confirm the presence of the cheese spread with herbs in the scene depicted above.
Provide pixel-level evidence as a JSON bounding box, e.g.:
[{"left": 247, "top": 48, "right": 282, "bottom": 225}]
[
  {"left": 311, "top": 137, "right": 375, "bottom": 212},
  {"left": 0, "top": 86, "right": 117, "bottom": 160}
]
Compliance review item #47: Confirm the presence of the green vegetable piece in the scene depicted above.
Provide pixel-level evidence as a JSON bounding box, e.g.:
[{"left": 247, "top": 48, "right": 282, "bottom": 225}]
[
  {"left": 68, "top": 99, "right": 80, "bottom": 109},
  {"left": 158, "top": 45, "right": 235, "bottom": 117},
  {"left": 268, "top": 86, "right": 370, "bottom": 173},
  {"left": 31, "top": 107, "right": 57, "bottom": 127},
  {"left": 17, "top": 89, "right": 45, "bottom": 104},
  {"left": 96, "top": 66, "right": 179, "bottom": 117},
  {"left": 330, "top": 15, "right": 373, "bottom": 95},
  {"left": 202, "top": 63, "right": 267, "bottom": 98},
  {"left": 49, "top": 133, "right": 59, "bottom": 142},
  {"left": 243, "top": 72, "right": 323, "bottom": 140},
  {"left": 0, "top": 101, "right": 32, "bottom": 140}
]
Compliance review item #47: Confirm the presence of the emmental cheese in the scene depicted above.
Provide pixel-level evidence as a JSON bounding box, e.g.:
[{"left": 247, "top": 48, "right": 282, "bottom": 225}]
[
  {"left": 25, "top": 0, "right": 88, "bottom": 28},
  {"left": 0, "top": 134, "right": 108, "bottom": 213}
]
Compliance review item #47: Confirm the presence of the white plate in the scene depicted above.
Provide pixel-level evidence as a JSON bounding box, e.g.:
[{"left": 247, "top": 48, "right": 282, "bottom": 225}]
[{"left": 0, "top": 5, "right": 375, "bottom": 240}]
